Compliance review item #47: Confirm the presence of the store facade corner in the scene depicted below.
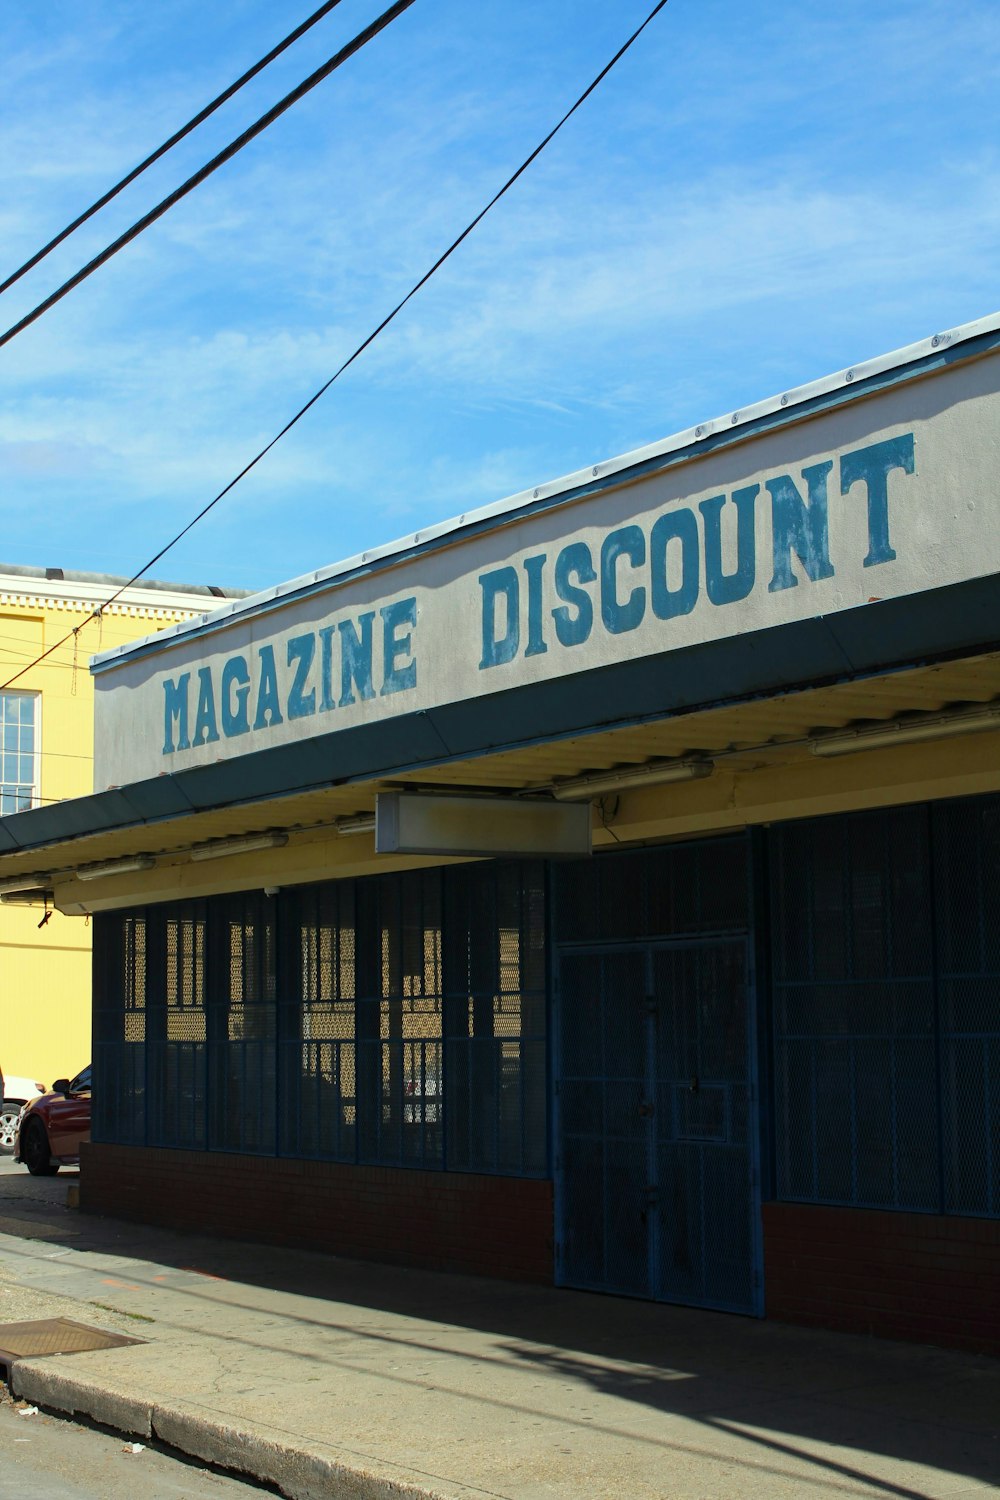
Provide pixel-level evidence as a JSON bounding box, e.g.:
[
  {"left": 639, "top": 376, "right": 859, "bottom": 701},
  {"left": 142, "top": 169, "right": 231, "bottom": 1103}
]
[{"left": 2, "top": 313, "right": 1000, "bottom": 1353}]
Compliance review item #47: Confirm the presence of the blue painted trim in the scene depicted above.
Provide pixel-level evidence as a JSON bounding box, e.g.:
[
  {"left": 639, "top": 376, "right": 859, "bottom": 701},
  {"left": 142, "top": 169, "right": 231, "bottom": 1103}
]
[{"left": 91, "top": 325, "right": 1000, "bottom": 675}]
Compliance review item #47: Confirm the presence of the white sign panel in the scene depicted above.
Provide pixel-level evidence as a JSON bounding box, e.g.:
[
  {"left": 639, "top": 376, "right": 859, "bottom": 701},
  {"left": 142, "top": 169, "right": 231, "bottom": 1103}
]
[
  {"left": 375, "top": 793, "right": 592, "bottom": 857},
  {"left": 93, "top": 349, "right": 1000, "bottom": 790}
]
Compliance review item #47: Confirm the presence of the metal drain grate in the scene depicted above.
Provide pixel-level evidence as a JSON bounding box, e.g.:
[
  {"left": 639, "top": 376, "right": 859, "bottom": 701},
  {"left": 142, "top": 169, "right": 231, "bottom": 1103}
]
[{"left": 0, "top": 1318, "right": 143, "bottom": 1378}]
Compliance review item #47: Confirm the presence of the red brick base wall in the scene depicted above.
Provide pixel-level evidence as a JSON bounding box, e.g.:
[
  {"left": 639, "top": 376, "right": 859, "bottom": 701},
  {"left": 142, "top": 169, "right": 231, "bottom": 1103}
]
[
  {"left": 764, "top": 1202, "right": 1000, "bottom": 1354},
  {"left": 80, "top": 1143, "right": 554, "bottom": 1283}
]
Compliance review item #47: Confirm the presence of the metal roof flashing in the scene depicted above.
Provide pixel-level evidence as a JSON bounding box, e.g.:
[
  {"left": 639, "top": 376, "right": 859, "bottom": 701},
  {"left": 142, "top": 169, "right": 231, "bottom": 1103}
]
[{"left": 89, "top": 312, "right": 1000, "bottom": 676}]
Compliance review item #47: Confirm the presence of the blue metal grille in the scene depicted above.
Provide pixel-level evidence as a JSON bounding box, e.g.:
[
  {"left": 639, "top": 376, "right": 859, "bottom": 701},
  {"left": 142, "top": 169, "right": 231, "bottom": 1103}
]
[
  {"left": 280, "top": 881, "right": 358, "bottom": 1161},
  {"left": 355, "top": 871, "right": 444, "bottom": 1169},
  {"left": 444, "top": 862, "right": 547, "bottom": 1176},
  {"left": 94, "top": 860, "right": 546, "bottom": 1178},
  {"left": 93, "top": 913, "right": 145, "bottom": 1145},
  {"left": 553, "top": 836, "right": 749, "bottom": 945},
  {"left": 554, "top": 836, "right": 758, "bottom": 1313},
  {"left": 556, "top": 939, "right": 757, "bottom": 1312},
  {"left": 558, "top": 948, "right": 650, "bottom": 1297},
  {"left": 771, "top": 796, "right": 1000, "bottom": 1219},
  {"left": 653, "top": 942, "right": 755, "bottom": 1313},
  {"left": 208, "top": 892, "right": 276, "bottom": 1154},
  {"left": 151, "top": 905, "right": 207, "bottom": 1150},
  {"left": 934, "top": 798, "right": 1000, "bottom": 1217}
]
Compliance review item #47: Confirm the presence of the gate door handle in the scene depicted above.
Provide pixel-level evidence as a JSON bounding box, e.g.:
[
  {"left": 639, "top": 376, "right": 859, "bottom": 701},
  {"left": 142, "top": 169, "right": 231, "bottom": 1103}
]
[{"left": 638, "top": 1100, "right": 655, "bottom": 1118}]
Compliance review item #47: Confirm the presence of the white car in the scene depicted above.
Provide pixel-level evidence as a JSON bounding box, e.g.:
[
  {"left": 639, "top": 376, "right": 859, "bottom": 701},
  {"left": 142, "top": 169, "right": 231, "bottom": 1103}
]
[{"left": 0, "top": 1069, "right": 47, "bottom": 1155}]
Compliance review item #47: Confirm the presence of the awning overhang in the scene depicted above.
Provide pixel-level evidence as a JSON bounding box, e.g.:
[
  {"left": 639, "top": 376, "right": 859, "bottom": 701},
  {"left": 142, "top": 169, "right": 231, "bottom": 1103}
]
[{"left": 2, "top": 605, "right": 999, "bottom": 913}]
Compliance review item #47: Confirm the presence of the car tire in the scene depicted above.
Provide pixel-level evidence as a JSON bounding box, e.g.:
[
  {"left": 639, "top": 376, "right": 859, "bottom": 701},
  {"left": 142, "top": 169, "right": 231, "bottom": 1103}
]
[
  {"left": 0, "top": 1104, "right": 20, "bottom": 1155},
  {"left": 20, "top": 1118, "right": 58, "bottom": 1176}
]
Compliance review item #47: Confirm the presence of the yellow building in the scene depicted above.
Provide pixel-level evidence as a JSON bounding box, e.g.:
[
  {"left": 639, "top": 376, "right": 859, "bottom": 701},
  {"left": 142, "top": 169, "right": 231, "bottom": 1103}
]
[{"left": 0, "top": 565, "right": 244, "bottom": 1088}]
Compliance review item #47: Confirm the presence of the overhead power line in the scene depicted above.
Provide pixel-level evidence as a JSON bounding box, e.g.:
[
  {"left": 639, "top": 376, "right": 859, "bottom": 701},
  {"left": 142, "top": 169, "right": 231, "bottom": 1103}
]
[
  {"left": 0, "top": 0, "right": 418, "bottom": 353},
  {"left": 0, "top": 0, "right": 670, "bottom": 695},
  {"left": 0, "top": 0, "right": 348, "bottom": 300}
]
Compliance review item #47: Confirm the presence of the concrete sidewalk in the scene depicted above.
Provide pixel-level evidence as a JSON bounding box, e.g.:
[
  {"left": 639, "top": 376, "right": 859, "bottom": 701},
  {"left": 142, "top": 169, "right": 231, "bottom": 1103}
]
[{"left": 0, "top": 1170, "right": 998, "bottom": 1500}]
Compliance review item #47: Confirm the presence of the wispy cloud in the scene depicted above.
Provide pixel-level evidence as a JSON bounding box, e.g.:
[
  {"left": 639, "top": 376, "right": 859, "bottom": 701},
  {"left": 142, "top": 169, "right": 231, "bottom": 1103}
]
[{"left": 0, "top": 0, "right": 997, "bottom": 589}]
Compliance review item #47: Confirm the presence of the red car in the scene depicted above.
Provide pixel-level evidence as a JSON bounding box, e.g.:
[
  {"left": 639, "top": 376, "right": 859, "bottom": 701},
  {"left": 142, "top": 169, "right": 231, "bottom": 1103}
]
[{"left": 15, "top": 1065, "right": 91, "bottom": 1176}]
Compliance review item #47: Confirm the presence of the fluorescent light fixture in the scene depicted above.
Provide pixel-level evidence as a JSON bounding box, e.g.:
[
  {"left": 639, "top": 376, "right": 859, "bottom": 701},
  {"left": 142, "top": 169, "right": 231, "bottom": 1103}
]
[
  {"left": 0, "top": 873, "right": 50, "bottom": 895},
  {"left": 550, "top": 758, "right": 715, "bottom": 801},
  {"left": 376, "top": 792, "right": 591, "bottom": 856},
  {"left": 810, "top": 704, "right": 1000, "bottom": 758},
  {"left": 76, "top": 856, "right": 156, "bottom": 881},
  {"left": 1, "top": 888, "right": 52, "bottom": 905},
  {"left": 337, "top": 813, "right": 376, "bottom": 835},
  {"left": 190, "top": 831, "right": 288, "bottom": 862}
]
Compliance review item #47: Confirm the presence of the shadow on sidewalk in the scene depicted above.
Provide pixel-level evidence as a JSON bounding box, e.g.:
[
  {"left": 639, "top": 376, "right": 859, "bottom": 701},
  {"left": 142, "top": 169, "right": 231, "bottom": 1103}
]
[{"left": 2, "top": 1166, "right": 998, "bottom": 1499}]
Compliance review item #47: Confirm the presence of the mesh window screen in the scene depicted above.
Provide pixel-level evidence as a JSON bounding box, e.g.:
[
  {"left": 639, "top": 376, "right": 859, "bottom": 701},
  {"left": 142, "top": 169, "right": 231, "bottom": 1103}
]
[
  {"left": 772, "top": 798, "right": 1000, "bottom": 1220},
  {"left": 934, "top": 798, "right": 1000, "bottom": 1217},
  {"left": 553, "top": 837, "right": 749, "bottom": 945},
  {"left": 280, "top": 882, "right": 357, "bottom": 1161},
  {"left": 444, "top": 862, "right": 547, "bottom": 1176},
  {"left": 93, "top": 861, "right": 546, "bottom": 1176},
  {"left": 771, "top": 806, "right": 938, "bottom": 1211},
  {"left": 149, "top": 905, "right": 207, "bottom": 1149},
  {"left": 558, "top": 948, "right": 650, "bottom": 1297},
  {"left": 93, "top": 912, "right": 146, "bottom": 1145},
  {"left": 208, "top": 892, "right": 277, "bottom": 1154},
  {"left": 279, "top": 863, "right": 545, "bottom": 1174},
  {"left": 360, "top": 870, "right": 444, "bottom": 1169},
  {"left": 654, "top": 941, "right": 754, "bottom": 1313}
]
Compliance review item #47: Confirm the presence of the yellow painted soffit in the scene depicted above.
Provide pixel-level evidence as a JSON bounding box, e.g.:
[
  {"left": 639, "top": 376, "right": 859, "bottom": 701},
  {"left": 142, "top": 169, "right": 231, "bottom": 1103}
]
[{"left": 1, "top": 648, "right": 999, "bottom": 882}]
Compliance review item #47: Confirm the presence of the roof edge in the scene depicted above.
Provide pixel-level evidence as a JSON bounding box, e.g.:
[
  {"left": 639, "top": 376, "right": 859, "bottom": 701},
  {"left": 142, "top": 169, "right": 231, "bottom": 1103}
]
[{"left": 90, "top": 310, "right": 1000, "bottom": 674}]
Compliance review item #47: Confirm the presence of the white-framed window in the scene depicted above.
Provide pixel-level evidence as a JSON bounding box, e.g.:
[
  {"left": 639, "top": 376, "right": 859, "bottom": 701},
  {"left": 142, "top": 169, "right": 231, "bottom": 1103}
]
[{"left": 0, "top": 690, "right": 39, "bottom": 815}]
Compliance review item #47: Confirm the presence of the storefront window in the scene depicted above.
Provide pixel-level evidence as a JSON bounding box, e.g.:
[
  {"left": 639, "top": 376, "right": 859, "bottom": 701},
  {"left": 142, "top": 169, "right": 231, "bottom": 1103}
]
[{"left": 94, "top": 861, "right": 547, "bottom": 1178}]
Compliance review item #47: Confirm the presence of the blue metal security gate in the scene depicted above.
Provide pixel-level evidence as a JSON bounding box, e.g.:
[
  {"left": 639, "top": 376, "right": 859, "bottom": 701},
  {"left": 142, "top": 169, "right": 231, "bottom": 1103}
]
[{"left": 556, "top": 939, "right": 761, "bottom": 1313}]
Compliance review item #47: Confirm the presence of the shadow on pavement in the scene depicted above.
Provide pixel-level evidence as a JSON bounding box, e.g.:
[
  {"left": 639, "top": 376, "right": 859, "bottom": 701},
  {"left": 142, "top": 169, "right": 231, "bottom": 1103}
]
[{"left": 1, "top": 1163, "right": 998, "bottom": 1498}]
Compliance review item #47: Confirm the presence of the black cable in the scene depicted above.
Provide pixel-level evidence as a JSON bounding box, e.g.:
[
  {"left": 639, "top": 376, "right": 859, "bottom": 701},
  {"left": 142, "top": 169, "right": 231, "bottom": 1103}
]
[
  {"left": 1, "top": 0, "right": 670, "bottom": 693},
  {"left": 0, "top": 0, "right": 349, "bottom": 300},
  {"left": 0, "top": 0, "right": 418, "bottom": 353}
]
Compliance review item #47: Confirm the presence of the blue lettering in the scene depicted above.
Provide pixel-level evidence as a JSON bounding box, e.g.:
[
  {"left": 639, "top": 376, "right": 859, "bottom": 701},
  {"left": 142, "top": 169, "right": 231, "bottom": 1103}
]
[
  {"left": 699, "top": 485, "right": 758, "bottom": 605},
  {"left": 253, "top": 644, "right": 284, "bottom": 730},
  {"left": 162, "top": 674, "right": 191, "bottom": 754},
  {"left": 650, "top": 508, "right": 699, "bottom": 619},
  {"left": 318, "top": 625, "right": 337, "bottom": 712},
  {"left": 600, "top": 526, "right": 646, "bottom": 634},
  {"left": 381, "top": 598, "right": 417, "bottom": 696},
  {"left": 192, "top": 666, "right": 220, "bottom": 746},
  {"left": 286, "top": 633, "right": 317, "bottom": 720},
  {"left": 523, "top": 555, "right": 548, "bottom": 658},
  {"left": 840, "top": 432, "right": 915, "bottom": 568},
  {"left": 339, "top": 613, "right": 375, "bottom": 707},
  {"left": 221, "top": 656, "right": 250, "bottom": 737},
  {"left": 479, "top": 567, "right": 520, "bottom": 669},
  {"left": 768, "top": 461, "right": 835, "bottom": 592},
  {"left": 552, "top": 542, "right": 595, "bottom": 648}
]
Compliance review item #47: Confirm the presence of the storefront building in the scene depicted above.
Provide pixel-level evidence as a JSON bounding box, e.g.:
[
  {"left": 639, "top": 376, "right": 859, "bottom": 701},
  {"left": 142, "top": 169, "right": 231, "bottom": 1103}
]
[{"left": 1, "top": 315, "right": 998, "bottom": 1352}]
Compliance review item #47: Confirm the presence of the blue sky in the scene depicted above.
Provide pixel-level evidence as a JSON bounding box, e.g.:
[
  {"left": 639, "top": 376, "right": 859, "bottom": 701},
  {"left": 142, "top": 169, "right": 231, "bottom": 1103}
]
[{"left": 1, "top": 0, "right": 998, "bottom": 593}]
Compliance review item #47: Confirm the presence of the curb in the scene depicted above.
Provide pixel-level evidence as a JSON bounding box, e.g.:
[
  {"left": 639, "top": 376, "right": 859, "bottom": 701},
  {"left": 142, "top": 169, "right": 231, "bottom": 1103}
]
[{"left": 10, "top": 1361, "right": 453, "bottom": 1500}]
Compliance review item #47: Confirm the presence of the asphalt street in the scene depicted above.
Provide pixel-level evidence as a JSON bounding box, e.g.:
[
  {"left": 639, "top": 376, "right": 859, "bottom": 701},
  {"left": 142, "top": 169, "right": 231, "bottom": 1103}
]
[{"left": 0, "top": 1397, "right": 277, "bottom": 1500}]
